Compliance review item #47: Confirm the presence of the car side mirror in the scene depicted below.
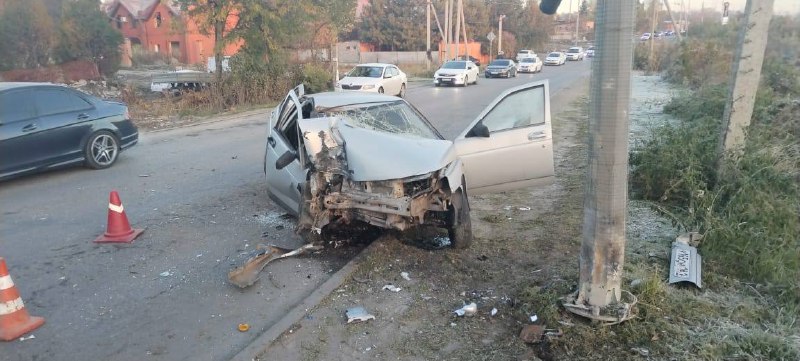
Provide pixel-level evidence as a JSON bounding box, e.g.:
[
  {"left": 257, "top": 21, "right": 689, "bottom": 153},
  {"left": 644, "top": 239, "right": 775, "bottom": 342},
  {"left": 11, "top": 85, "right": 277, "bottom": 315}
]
[
  {"left": 384, "top": 74, "right": 392, "bottom": 78},
  {"left": 466, "top": 123, "right": 490, "bottom": 138},
  {"left": 275, "top": 150, "right": 297, "bottom": 170}
]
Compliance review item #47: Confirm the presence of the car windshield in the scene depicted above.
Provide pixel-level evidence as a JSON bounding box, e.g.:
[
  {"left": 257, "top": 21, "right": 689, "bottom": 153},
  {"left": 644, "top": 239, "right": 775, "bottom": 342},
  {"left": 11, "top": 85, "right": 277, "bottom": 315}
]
[
  {"left": 567, "top": 48, "right": 580, "bottom": 53},
  {"left": 521, "top": 58, "right": 535, "bottom": 63},
  {"left": 320, "top": 100, "right": 441, "bottom": 140},
  {"left": 489, "top": 60, "right": 510, "bottom": 66},
  {"left": 442, "top": 61, "right": 467, "bottom": 69},
  {"left": 347, "top": 66, "right": 384, "bottom": 78},
  {"left": 548, "top": 52, "right": 560, "bottom": 57}
]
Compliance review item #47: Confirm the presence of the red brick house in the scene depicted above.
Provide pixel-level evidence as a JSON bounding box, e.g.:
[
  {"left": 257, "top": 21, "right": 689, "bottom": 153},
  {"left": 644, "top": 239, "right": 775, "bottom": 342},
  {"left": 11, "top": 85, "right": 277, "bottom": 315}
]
[{"left": 106, "top": 0, "right": 240, "bottom": 65}]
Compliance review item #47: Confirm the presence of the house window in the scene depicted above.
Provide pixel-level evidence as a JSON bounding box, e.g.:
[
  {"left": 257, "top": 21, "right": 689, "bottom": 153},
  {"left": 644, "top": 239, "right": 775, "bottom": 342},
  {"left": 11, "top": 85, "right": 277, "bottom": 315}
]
[
  {"left": 154, "top": 44, "right": 160, "bottom": 53},
  {"left": 170, "top": 41, "right": 181, "bottom": 58},
  {"left": 116, "top": 15, "right": 123, "bottom": 29},
  {"left": 155, "top": 12, "right": 162, "bottom": 28},
  {"left": 131, "top": 19, "right": 138, "bottom": 28}
]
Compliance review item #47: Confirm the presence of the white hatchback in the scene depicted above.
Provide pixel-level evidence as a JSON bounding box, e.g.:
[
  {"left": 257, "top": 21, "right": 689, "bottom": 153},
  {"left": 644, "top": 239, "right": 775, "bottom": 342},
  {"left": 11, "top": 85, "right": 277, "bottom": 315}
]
[{"left": 335, "top": 63, "right": 407, "bottom": 97}]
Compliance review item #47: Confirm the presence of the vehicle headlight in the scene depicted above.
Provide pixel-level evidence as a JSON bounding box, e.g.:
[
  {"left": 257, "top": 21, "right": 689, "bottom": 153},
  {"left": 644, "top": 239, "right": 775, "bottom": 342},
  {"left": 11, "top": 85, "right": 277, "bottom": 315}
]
[{"left": 362, "top": 84, "right": 375, "bottom": 90}]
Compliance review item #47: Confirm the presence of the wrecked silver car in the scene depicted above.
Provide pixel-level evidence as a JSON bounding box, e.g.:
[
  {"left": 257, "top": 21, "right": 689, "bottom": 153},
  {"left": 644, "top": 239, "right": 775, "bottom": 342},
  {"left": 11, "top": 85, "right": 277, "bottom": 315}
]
[{"left": 264, "top": 82, "right": 554, "bottom": 248}]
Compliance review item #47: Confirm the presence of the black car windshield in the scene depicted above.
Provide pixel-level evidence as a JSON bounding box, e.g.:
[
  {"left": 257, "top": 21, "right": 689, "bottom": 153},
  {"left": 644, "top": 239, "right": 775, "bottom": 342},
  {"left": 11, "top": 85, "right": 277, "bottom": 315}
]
[
  {"left": 442, "top": 61, "right": 467, "bottom": 69},
  {"left": 347, "top": 66, "right": 384, "bottom": 78},
  {"left": 548, "top": 52, "right": 560, "bottom": 57},
  {"left": 489, "top": 60, "right": 510, "bottom": 66},
  {"left": 520, "top": 58, "right": 535, "bottom": 63},
  {"left": 320, "top": 100, "right": 441, "bottom": 140},
  {"left": 567, "top": 48, "right": 580, "bottom": 53}
]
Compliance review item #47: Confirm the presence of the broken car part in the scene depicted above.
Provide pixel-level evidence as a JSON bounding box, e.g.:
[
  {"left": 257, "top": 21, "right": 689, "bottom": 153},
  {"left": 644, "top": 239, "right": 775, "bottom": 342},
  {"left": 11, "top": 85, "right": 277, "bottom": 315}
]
[
  {"left": 346, "top": 306, "right": 375, "bottom": 324},
  {"left": 227, "top": 243, "right": 322, "bottom": 288},
  {"left": 669, "top": 232, "right": 703, "bottom": 288}
]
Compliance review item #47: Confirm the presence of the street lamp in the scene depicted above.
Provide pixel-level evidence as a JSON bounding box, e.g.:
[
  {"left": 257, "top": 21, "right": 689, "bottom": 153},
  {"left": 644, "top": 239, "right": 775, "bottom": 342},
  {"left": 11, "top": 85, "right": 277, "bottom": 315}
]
[{"left": 498, "top": 14, "right": 506, "bottom": 57}]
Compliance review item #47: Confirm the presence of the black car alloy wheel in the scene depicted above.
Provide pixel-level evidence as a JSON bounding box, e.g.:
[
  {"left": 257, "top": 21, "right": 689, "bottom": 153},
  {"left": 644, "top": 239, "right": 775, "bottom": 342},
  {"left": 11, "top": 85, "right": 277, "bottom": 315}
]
[{"left": 85, "top": 131, "right": 119, "bottom": 169}]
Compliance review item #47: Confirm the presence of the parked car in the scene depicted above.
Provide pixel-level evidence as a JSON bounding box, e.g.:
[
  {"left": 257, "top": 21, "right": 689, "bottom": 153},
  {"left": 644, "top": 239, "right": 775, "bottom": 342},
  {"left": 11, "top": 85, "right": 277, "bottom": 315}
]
[
  {"left": 565, "top": 47, "right": 585, "bottom": 61},
  {"left": 544, "top": 52, "right": 567, "bottom": 66},
  {"left": 516, "top": 49, "right": 536, "bottom": 62},
  {"left": 335, "top": 63, "right": 407, "bottom": 97},
  {"left": 586, "top": 46, "right": 595, "bottom": 57},
  {"left": 0, "top": 82, "right": 139, "bottom": 181},
  {"left": 456, "top": 55, "right": 481, "bottom": 67},
  {"left": 640, "top": 32, "right": 651, "bottom": 41},
  {"left": 434, "top": 60, "right": 480, "bottom": 87},
  {"left": 264, "top": 82, "right": 554, "bottom": 248},
  {"left": 516, "top": 57, "right": 543, "bottom": 73},
  {"left": 484, "top": 59, "right": 517, "bottom": 78}
]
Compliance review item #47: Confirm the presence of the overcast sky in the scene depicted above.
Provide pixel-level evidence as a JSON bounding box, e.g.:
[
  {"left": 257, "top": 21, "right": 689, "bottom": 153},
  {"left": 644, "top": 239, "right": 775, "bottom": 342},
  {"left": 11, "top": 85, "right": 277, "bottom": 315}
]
[{"left": 558, "top": 0, "right": 799, "bottom": 16}]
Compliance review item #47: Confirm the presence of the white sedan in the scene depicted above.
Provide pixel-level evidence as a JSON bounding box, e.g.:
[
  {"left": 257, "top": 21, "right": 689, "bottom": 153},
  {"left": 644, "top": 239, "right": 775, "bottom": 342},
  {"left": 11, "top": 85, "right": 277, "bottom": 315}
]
[
  {"left": 434, "top": 60, "right": 480, "bottom": 87},
  {"left": 544, "top": 52, "right": 567, "bottom": 66},
  {"left": 516, "top": 57, "right": 542, "bottom": 73},
  {"left": 335, "top": 63, "right": 407, "bottom": 97}
]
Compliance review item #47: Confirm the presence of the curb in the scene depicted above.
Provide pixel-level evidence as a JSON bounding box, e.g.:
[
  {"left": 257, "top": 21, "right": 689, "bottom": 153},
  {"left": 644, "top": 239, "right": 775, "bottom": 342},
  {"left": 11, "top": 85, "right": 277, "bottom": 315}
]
[
  {"left": 145, "top": 107, "right": 272, "bottom": 134},
  {"left": 228, "top": 239, "right": 383, "bottom": 361}
]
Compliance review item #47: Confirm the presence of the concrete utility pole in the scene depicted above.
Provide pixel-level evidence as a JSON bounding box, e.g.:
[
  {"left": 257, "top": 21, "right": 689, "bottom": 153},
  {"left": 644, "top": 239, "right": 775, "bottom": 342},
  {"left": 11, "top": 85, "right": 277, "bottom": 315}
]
[
  {"left": 575, "top": 5, "right": 581, "bottom": 45},
  {"left": 719, "top": 0, "right": 774, "bottom": 158},
  {"left": 563, "top": 0, "right": 637, "bottom": 324},
  {"left": 427, "top": 0, "right": 431, "bottom": 70},
  {"left": 663, "top": 0, "right": 683, "bottom": 40},
  {"left": 649, "top": 0, "right": 659, "bottom": 71},
  {"left": 498, "top": 14, "right": 506, "bottom": 56},
  {"left": 444, "top": 0, "right": 451, "bottom": 64},
  {"left": 454, "top": 0, "right": 462, "bottom": 58}
]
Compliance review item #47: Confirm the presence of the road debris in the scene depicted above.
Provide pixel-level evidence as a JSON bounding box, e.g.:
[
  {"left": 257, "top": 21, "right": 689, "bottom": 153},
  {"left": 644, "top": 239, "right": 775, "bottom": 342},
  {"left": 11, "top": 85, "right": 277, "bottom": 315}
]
[
  {"left": 518, "top": 206, "right": 531, "bottom": 211},
  {"left": 228, "top": 243, "right": 323, "bottom": 288},
  {"left": 159, "top": 271, "right": 171, "bottom": 277},
  {"left": 382, "top": 285, "right": 402, "bottom": 292},
  {"left": 491, "top": 308, "right": 498, "bottom": 316},
  {"left": 454, "top": 302, "right": 477, "bottom": 317},
  {"left": 631, "top": 347, "right": 650, "bottom": 357},
  {"left": 669, "top": 232, "right": 703, "bottom": 288},
  {"left": 18, "top": 335, "right": 36, "bottom": 341},
  {"left": 400, "top": 272, "right": 411, "bottom": 281},
  {"left": 346, "top": 306, "right": 375, "bottom": 323},
  {"left": 237, "top": 323, "right": 250, "bottom": 332},
  {"left": 530, "top": 314, "right": 538, "bottom": 323}
]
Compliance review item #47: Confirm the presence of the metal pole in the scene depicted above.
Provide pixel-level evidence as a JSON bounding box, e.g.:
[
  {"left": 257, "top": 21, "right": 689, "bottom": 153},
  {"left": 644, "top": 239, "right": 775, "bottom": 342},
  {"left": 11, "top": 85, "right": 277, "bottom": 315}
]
[
  {"left": 427, "top": 0, "right": 431, "bottom": 70},
  {"left": 563, "top": 0, "right": 637, "bottom": 324},
  {"left": 719, "top": 0, "right": 774, "bottom": 158}
]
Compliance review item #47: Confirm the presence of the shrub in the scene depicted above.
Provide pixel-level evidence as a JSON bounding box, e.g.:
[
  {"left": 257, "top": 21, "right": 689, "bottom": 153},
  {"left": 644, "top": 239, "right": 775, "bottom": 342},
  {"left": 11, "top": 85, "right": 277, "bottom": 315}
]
[{"left": 301, "top": 62, "right": 332, "bottom": 93}]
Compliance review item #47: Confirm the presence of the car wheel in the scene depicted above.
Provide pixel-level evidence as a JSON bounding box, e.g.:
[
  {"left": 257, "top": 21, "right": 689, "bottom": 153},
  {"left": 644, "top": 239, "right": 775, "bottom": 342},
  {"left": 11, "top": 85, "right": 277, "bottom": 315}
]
[
  {"left": 398, "top": 83, "right": 406, "bottom": 97},
  {"left": 84, "top": 130, "right": 119, "bottom": 169},
  {"left": 473, "top": 75, "right": 478, "bottom": 85},
  {"left": 447, "top": 188, "right": 473, "bottom": 249},
  {"left": 378, "top": 87, "right": 384, "bottom": 94}
]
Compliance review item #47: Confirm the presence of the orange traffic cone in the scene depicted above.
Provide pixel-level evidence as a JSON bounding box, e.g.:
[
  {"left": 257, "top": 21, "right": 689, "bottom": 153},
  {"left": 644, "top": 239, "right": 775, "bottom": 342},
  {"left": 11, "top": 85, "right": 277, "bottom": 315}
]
[
  {"left": 0, "top": 257, "right": 45, "bottom": 341},
  {"left": 94, "top": 190, "right": 144, "bottom": 244}
]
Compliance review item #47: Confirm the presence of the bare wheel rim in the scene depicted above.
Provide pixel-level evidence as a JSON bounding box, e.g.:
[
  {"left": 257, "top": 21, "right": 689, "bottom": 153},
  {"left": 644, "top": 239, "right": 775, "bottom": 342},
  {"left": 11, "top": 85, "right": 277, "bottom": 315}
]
[{"left": 91, "top": 134, "right": 118, "bottom": 166}]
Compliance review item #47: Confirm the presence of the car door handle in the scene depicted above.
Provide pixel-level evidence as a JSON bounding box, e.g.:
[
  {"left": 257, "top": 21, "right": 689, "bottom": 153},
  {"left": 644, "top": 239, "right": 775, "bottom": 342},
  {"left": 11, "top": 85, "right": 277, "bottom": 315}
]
[
  {"left": 77, "top": 113, "right": 89, "bottom": 120},
  {"left": 528, "top": 131, "right": 546, "bottom": 140},
  {"left": 267, "top": 136, "right": 276, "bottom": 148},
  {"left": 22, "top": 124, "right": 38, "bottom": 132}
]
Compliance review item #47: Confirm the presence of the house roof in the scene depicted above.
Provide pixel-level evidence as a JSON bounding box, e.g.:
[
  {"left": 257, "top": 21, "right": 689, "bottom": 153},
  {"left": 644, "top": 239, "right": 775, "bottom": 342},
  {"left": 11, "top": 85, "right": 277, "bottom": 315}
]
[{"left": 107, "top": 0, "right": 181, "bottom": 20}]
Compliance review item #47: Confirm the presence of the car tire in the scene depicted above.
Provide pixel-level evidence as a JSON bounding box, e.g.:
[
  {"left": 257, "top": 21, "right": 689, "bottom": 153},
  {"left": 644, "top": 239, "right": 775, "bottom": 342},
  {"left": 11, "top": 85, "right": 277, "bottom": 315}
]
[
  {"left": 398, "top": 83, "right": 406, "bottom": 97},
  {"left": 378, "top": 87, "right": 384, "bottom": 94},
  {"left": 447, "top": 188, "right": 473, "bottom": 249},
  {"left": 84, "top": 130, "right": 120, "bottom": 170},
  {"left": 473, "top": 75, "right": 478, "bottom": 85}
]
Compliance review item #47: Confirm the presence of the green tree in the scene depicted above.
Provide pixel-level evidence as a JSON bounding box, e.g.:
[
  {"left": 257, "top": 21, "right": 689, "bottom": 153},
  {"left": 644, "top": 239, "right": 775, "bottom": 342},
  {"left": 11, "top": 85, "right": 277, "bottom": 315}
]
[
  {"left": 511, "top": 1, "right": 553, "bottom": 51},
  {"left": 0, "top": 0, "right": 54, "bottom": 70},
  {"left": 55, "top": 0, "right": 123, "bottom": 76},
  {"left": 177, "top": 0, "right": 241, "bottom": 80},
  {"left": 359, "top": 0, "right": 427, "bottom": 51}
]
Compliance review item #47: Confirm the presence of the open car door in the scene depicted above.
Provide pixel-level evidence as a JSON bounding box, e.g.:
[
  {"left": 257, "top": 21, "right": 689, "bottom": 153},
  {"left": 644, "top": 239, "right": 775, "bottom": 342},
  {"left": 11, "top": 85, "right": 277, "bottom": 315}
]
[
  {"left": 453, "top": 81, "right": 555, "bottom": 195},
  {"left": 264, "top": 85, "right": 305, "bottom": 215}
]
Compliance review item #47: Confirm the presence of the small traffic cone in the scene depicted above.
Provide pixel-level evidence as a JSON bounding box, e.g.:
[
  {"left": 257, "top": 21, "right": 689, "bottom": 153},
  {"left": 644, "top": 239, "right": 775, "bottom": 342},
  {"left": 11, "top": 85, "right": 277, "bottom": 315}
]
[
  {"left": 0, "top": 258, "right": 45, "bottom": 341},
  {"left": 94, "top": 190, "right": 144, "bottom": 244}
]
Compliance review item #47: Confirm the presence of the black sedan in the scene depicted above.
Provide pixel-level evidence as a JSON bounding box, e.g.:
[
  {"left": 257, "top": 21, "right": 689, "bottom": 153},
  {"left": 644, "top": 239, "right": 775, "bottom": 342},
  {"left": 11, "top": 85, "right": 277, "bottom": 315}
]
[
  {"left": 0, "top": 82, "right": 139, "bottom": 180},
  {"left": 484, "top": 59, "right": 517, "bottom": 78}
]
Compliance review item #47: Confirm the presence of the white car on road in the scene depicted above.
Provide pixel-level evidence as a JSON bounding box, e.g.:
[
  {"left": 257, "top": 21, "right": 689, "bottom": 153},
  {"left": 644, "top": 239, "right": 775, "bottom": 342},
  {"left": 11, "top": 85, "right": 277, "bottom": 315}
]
[
  {"left": 335, "top": 63, "right": 407, "bottom": 97},
  {"left": 566, "top": 47, "right": 585, "bottom": 61},
  {"left": 434, "top": 60, "right": 480, "bottom": 87},
  {"left": 516, "top": 49, "right": 536, "bottom": 62},
  {"left": 544, "top": 52, "right": 566, "bottom": 66},
  {"left": 516, "top": 57, "right": 542, "bottom": 73}
]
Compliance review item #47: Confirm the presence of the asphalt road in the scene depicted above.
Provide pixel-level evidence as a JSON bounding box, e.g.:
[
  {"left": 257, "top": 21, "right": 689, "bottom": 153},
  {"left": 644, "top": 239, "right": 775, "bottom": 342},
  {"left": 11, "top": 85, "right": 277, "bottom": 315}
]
[{"left": 0, "top": 59, "right": 591, "bottom": 361}]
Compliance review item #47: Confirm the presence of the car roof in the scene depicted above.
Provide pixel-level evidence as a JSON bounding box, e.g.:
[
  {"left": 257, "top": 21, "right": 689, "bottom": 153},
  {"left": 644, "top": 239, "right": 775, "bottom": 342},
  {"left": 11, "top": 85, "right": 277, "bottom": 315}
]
[
  {"left": 309, "top": 91, "right": 401, "bottom": 109},
  {"left": 354, "top": 63, "right": 394, "bottom": 68},
  {"left": 0, "top": 82, "right": 60, "bottom": 92}
]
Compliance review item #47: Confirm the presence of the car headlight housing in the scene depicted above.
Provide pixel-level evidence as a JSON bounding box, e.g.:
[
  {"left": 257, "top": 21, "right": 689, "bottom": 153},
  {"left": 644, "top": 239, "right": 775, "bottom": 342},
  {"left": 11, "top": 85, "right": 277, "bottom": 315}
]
[{"left": 362, "top": 84, "right": 375, "bottom": 90}]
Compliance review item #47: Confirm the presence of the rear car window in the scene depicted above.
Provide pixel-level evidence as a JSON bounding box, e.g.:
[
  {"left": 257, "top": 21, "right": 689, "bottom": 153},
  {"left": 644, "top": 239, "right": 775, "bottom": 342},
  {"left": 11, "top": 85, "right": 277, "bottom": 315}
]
[{"left": 34, "top": 88, "right": 92, "bottom": 116}]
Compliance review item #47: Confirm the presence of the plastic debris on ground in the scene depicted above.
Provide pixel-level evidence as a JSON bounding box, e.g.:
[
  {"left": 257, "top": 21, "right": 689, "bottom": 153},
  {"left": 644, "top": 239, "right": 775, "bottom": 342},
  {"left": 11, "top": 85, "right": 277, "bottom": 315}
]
[
  {"left": 159, "top": 271, "right": 171, "bottom": 277},
  {"left": 454, "top": 302, "right": 477, "bottom": 317},
  {"left": 346, "top": 306, "right": 375, "bottom": 324},
  {"left": 382, "top": 284, "right": 402, "bottom": 292},
  {"left": 18, "top": 335, "right": 35, "bottom": 341},
  {"left": 491, "top": 308, "right": 498, "bottom": 316},
  {"left": 530, "top": 314, "right": 538, "bottom": 323},
  {"left": 400, "top": 272, "right": 411, "bottom": 281}
]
